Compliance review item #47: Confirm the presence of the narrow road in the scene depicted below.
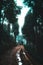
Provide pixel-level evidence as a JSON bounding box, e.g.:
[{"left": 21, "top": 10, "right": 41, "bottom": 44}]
[{"left": 0, "top": 45, "right": 42, "bottom": 65}]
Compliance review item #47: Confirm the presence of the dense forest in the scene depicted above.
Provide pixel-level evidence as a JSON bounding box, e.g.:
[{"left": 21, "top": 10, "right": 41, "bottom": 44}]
[{"left": 0, "top": 0, "right": 43, "bottom": 65}]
